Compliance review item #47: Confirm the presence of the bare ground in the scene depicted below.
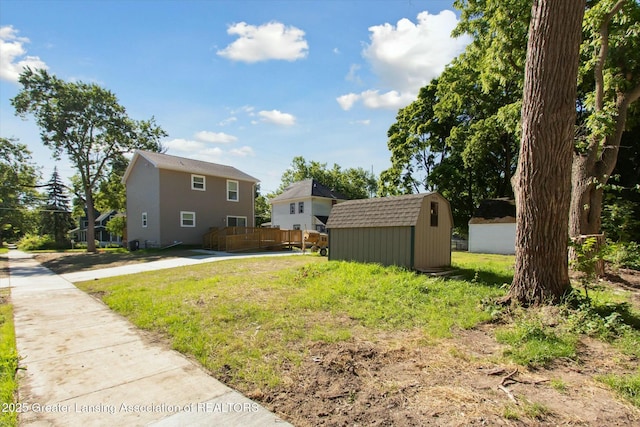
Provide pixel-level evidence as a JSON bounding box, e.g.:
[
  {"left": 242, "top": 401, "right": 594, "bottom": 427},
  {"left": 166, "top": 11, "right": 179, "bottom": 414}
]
[{"left": 13, "top": 251, "right": 640, "bottom": 425}]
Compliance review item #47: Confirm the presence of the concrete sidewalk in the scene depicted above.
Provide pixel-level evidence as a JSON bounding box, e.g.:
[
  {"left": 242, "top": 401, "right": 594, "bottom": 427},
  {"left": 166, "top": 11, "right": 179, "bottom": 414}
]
[
  {"left": 60, "top": 250, "right": 300, "bottom": 283},
  {"left": 5, "top": 250, "right": 292, "bottom": 426}
]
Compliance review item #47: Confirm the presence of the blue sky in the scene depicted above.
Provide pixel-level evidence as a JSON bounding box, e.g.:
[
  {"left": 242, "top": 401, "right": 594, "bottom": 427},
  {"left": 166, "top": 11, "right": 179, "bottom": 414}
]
[{"left": 0, "top": 0, "right": 469, "bottom": 195}]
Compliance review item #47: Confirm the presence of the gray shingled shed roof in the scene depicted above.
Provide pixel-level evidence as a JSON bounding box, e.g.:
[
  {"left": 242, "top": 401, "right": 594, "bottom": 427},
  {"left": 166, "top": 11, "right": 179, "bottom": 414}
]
[
  {"left": 326, "top": 193, "right": 434, "bottom": 229},
  {"left": 270, "top": 179, "right": 348, "bottom": 202},
  {"left": 123, "top": 150, "right": 259, "bottom": 183}
]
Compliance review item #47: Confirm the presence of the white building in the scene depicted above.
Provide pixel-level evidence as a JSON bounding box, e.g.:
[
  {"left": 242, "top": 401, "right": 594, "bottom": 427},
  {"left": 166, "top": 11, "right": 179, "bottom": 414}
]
[
  {"left": 468, "top": 198, "right": 516, "bottom": 255},
  {"left": 269, "top": 179, "right": 348, "bottom": 231}
]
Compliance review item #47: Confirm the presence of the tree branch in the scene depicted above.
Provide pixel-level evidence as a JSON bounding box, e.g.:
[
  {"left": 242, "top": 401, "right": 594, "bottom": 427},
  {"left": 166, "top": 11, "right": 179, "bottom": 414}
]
[{"left": 594, "top": 0, "right": 627, "bottom": 110}]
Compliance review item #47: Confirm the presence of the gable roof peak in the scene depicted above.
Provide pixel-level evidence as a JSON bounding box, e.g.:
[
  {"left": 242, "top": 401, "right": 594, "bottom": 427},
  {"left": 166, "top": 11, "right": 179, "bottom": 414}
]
[
  {"left": 123, "top": 150, "right": 259, "bottom": 183},
  {"left": 271, "top": 178, "right": 348, "bottom": 201}
]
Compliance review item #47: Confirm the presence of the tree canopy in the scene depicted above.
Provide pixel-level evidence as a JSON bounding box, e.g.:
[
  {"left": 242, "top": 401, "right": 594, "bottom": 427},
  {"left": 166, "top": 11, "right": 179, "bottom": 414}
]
[
  {"left": 0, "top": 137, "right": 40, "bottom": 242},
  {"left": 380, "top": 0, "right": 640, "bottom": 240},
  {"left": 277, "top": 156, "right": 377, "bottom": 200},
  {"left": 11, "top": 68, "right": 167, "bottom": 251}
]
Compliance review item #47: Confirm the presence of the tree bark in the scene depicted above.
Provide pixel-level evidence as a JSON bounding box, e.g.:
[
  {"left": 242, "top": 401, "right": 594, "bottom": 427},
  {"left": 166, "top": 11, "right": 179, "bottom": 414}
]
[
  {"left": 509, "top": 0, "right": 585, "bottom": 305},
  {"left": 85, "top": 188, "right": 97, "bottom": 253},
  {"left": 570, "top": 86, "right": 640, "bottom": 238}
]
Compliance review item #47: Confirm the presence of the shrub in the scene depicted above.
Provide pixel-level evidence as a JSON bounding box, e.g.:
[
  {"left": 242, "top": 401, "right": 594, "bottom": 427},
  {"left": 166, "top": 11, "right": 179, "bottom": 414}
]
[
  {"left": 606, "top": 241, "right": 640, "bottom": 270},
  {"left": 17, "top": 234, "right": 57, "bottom": 251}
]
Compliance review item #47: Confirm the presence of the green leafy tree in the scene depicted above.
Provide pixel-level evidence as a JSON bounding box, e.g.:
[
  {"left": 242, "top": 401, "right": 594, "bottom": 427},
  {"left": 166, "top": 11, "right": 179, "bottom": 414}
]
[
  {"left": 40, "top": 167, "right": 75, "bottom": 247},
  {"left": 379, "top": 49, "right": 520, "bottom": 232},
  {"left": 0, "top": 137, "right": 40, "bottom": 242},
  {"left": 105, "top": 215, "right": 126, "bottom": 241},
  {"left": 570, "top": 0, "right": 640, "bottom": 239},
  {"left": 11, "top": 68, "right": 167, "bottom": 252},
  {"left": 93, "top": 154, "right": 129, "bottom": 213},
  {"left": 383, "top": 0, "right": 640, "bottom": 242},
  {"left": 254, "top": 184, "right": 270, "bottom": 226},
  {"left": 277, "top": 156, "right": 377, "bottom": 200}
]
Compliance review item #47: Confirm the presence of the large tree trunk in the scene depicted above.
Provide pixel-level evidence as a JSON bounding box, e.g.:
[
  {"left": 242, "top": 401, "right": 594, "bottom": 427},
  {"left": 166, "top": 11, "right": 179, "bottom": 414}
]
[
  {"left": 509, "top": 0, "right": 585, "bottom": 305},
  {"left": 85, "top": 189, "right": 97, "bottom": 253}
]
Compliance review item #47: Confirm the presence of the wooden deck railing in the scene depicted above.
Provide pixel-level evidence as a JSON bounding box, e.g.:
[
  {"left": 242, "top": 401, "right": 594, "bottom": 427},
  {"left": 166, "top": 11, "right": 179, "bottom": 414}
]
[{"left": 202, "top": 227, "right": 303, "bottom": 252}]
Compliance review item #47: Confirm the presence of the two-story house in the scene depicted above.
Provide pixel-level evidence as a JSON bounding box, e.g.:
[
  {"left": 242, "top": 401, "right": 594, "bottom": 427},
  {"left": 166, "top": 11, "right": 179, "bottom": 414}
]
[
  {"left": 69, "top": 209, "right": 122, "bottom": 247},
  {"left": 123, "top": 150, "right": 259, "bottom": 247},
  {"left": 269, "top": 179, "right": 348, "bottom": 232}
]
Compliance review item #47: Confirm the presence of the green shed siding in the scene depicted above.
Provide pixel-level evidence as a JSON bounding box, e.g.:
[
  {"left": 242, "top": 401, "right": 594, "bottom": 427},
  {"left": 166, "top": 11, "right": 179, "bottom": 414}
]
[{"left": 329, "top": 226, "right": 413, "bottom": 268}]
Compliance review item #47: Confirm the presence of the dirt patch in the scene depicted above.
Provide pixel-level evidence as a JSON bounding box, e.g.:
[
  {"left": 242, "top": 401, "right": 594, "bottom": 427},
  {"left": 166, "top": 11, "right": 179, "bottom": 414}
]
[{"left": 262, "top": 327, "right": 639, "bottom": 426}]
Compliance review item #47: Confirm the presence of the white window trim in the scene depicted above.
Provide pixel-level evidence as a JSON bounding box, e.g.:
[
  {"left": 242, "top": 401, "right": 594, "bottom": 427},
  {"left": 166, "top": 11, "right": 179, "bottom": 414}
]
[
  {"left": 227, "top": 215, "right": 247, "bottom": 227},
  {"left": 191, "top": 174, "right": 206, "bottom": 191},
  {"left": 180, "top": 211, "right": 196, "bottom": 228},
  {"left": 227, "top": 180, "right": 239, "bottom": 202},
  {"left": 142, "top": 212, "right": 148, "bottom": 228}
]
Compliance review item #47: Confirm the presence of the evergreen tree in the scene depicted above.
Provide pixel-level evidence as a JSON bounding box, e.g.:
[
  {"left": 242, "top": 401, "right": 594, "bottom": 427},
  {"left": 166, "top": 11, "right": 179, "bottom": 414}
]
[{"left": 40, "top": 167, "right": 75, "bottom": 247}]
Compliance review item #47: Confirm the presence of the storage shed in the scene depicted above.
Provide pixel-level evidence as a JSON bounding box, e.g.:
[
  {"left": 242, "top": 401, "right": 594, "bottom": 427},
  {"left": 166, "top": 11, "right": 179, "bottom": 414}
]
[
  {"left": 468, "top": 198, "right": 516, "bottom": 255},
  {"left": 326, "top": 193, "right": 453, "bottom": 271}
]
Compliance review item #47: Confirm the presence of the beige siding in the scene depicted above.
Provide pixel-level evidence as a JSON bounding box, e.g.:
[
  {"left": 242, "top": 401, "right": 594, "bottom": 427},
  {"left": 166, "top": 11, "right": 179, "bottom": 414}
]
[
  {"left": 414, "top": 194, "right": 452, "bottom": 270},
  {"left": 329, "top": 226, "right": 413, "bottom": 268}
]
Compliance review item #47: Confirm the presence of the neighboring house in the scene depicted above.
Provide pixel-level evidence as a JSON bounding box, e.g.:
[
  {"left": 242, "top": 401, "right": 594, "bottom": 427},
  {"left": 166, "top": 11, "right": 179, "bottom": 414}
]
[
  {"left": 468, "top": 198, "right": 516, "bottom": 255},
  {"left": 123, "top": 150, "right": 259, "bottom": 247},
  {"left": 70, "top": 209, "right": 122, "bottom": 247},
  {"left": 326, "top": 193, "right": 453, "bottom": 271},
  {"left": 269, "top": 179, "right": 348, "bottom": 232}
]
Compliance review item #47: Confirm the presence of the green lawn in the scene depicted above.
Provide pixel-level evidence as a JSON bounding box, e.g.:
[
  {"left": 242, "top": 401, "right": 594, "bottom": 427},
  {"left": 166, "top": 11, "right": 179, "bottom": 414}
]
[
  {"left": 77, "top": 253, "right": 510, "bottom": 390},
  {"left": 74, "top": 251, "right": 639, "bottom": 409},
  {"left": 0, "top": 289, "right": 18, "bottom": 427}
]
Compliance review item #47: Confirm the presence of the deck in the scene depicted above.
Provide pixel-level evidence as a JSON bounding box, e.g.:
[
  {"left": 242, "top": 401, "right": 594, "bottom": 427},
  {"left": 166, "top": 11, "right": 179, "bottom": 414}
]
[{"left": 202, "top": 227, "right": 304, "bottom": 252}]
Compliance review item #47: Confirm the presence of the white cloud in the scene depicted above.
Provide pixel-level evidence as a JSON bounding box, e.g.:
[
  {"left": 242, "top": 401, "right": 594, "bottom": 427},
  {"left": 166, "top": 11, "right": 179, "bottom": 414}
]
[
  {"left": 164, "top": 138, "right": 252, "bottom": 163},
  {"left": 218, "top": 117, "right": 238, "bottom": 126},
  {"left": 163, "top": 138, "right": 207, "bottom": 153},
  {"left": 258, "top": 110, "right": 296, "bottom": 126},
  {"left": 230, "top": 146, "right": 255, "bottom": 157},
  {"left": 360, "top": 89, "right": 416, "bottom": 110},
  {"left": 337, "top": 10, "right": 470, "bottom": 111},
  {"left": 194, "top": 130, "right": 238, "bottom": 144},
  {"left": 346, "top": 63, "right": 362, "bottom": 84},
  {"left": 0, "top": 25, "right": 48, "bottom": 83},
  {"left": 217, "top": 21, "right": 308, "bottom": 63},
  {"left": 336, "top": 93, "right": 360, "bottom": 111}
]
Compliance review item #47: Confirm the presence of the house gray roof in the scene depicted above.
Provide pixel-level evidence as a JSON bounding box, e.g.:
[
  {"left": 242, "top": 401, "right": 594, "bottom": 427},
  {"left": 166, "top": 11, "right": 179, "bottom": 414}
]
[
  {"left": 270, "top": 179, "right": 348, "bottom": 202},
  {"left": 326, "top": 193, "right": 434, "bottom": 229},
  {"left": 123, "top": 150, "right": 259, "bottom": 183}
]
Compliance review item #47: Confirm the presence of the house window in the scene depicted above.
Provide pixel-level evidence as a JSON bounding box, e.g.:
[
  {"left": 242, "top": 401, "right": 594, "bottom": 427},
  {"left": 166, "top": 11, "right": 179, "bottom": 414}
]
[
  {"left": 290, "top": 203, "right": 295, "bottom": 214},
  {"left": 142, "top": 212, "right": 148, "bottom": 228},
  {"left": 298, "top": 202, "right": 304, "bottom": 214},
  {"left": 191, "top": 175, "right": 206, "bottom": 191},
  {"left": 227, "top": 216, "right": 247, "bottom": 227},
  {"left": 181, "top": 211, "right": 196, "bottom": 227},
  {"left": 430, "top": 202, "right": 439, "bottom": 227},
  {"left": 227, "top": 180, "right": 239, "bottom": 201},
  {"left": 293, "top": 224, "right": 301, "bottom": 230}
]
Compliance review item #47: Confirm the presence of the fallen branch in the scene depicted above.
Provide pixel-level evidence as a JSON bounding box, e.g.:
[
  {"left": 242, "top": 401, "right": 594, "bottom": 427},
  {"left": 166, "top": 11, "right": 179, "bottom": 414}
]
[
  {"left": 498, "top": 384, "right": 518, "bottom": 404},
  {"left": 501, "top": 368, "right": 519, "bottom": 386}
]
